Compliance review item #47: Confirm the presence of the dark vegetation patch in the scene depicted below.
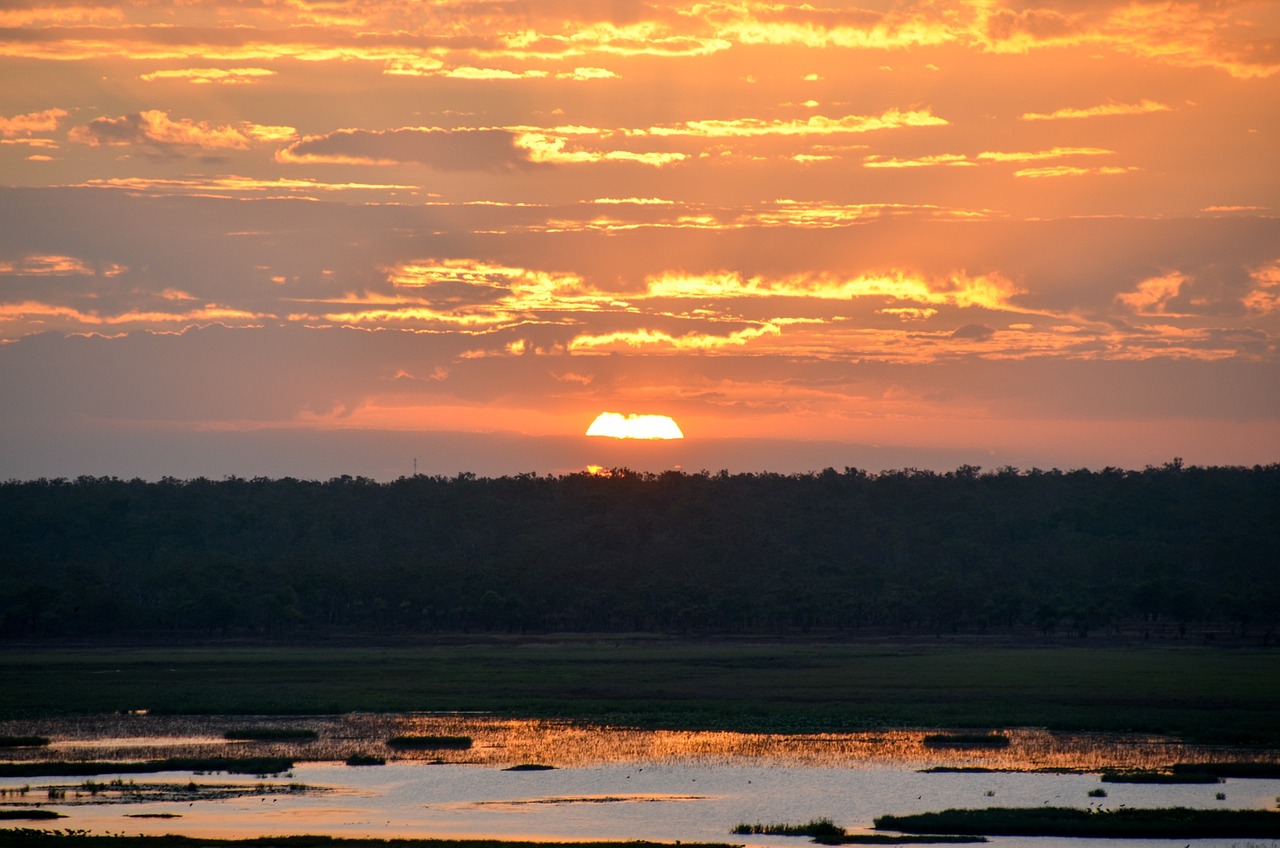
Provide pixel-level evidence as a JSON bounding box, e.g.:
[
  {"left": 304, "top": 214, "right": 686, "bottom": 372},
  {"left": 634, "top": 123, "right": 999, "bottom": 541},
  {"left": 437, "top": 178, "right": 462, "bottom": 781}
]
[
  {"left": 0, "top": 833, "right": 736, "bottom": 848},
  {"left": 733, "top": 818, "right": 845, "bottom": 837},
  {"left": 921, "top": 734, "right": 1009, "bottom": 749},
  {"left": 224, "top": 728, "right": 317, "bottom": 741},
  {"left": 1173, "top": 762, "right": 1280, "bottom": 778},
  {"left": 2, "top": 464, "right": 1277, "bottom": 653},
  {"left": 874, "top": 807, "right": 1280, "bottom": 838},
  {"left": 0, "top": 736, "right": 49, "bottom": 748},
  {"left": 387, "top": 735, "right": 471, "bottom": 750},
  {"left": 0, "top": 811, "right": 64, "bottom": 820},
  {"left": 344, "top": 754, "right": 385, "bottom": 766},
  {"left": 1101, "top": 769, "right": 1221, "bottom": 783},
  {"left": 0, "top": 757, "right": 293, "bottom": 778},
  {"left": 503, "top": 763, "right": 556, "bottom": 771}
]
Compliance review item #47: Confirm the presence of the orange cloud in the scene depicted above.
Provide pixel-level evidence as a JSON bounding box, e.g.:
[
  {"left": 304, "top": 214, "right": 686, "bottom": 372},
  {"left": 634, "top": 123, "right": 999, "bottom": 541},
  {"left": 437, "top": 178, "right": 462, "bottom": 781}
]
[
  {"left": 641, "top": 269, "right": 1026, "bottom": 312},
  {"left": 140, "top": 67, "right": 276, "bottom": 84},
  {"left": 68, "top": 110, "right": 281, "bottom": 153},
  {"left": 0, "top": 254, "right": 123, "bottom": 276},
  {"left": 0, "top": 108, "right": 67, "bottom": 136},
  {"left": 643, "top": 108, "right": 948, "bottom": 138},
  {"left": 1243, "top": 260, "right": 1280, "bottom": 314},
  {"left": 1116, "top": 272, "right": 1186, "bottom": 315},
  {"left": 1020, "top": 99, "right": 1173, "bottom": 121},
  {"left": 278, "top": 127, "right": 534, "bottom": 170}
]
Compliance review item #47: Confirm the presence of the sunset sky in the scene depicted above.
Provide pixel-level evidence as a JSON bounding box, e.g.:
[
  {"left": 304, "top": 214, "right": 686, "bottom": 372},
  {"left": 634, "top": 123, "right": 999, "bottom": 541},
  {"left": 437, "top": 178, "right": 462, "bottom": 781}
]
[{"left": 2, "top": 0, "right": 1278, "bottom": 480}]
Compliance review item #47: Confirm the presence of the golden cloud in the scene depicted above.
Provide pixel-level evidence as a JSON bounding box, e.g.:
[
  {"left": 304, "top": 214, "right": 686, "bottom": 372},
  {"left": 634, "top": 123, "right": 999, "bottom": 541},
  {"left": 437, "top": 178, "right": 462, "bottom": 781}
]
[
  {"left": 0, "top": 108, "right": 67, "bottom": 136},
  {"left": 68, "top": 110, "right": 270, "bottom": 152},
  {"left": 641, "top": 269, "right": 1026, "bottom": 312},
  {"left": 1116, "top": 272, "right": 1186, "bottom": 315},
  {"left": 1020, "top": 99, "right": 1173, "bottom": 121},
  {"left": 140, "top": 67, "right": 276, "bottom": 84}
]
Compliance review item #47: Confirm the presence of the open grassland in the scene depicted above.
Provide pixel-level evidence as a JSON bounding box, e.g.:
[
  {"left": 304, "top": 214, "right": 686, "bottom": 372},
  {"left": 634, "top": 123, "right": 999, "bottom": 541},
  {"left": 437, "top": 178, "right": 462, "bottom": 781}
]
[{"left": 1, "top": 641, "right": 1278, "bottom": 744}]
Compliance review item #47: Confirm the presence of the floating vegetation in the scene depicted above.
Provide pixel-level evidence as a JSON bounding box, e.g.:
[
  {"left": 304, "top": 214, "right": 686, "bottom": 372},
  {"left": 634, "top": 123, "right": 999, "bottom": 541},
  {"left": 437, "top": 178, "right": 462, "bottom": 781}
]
[
  {"left": 1173, "top": 762, "right": 1280, "bottom": 779},
  {"left": 921, "top": 734, "right": 1010, "bottom": 749},
  {"left": 874, "top": 807, "right": 1280, "bottom": 838},
  {"left": 0, "top": 811, "right": 64, "bottom": 820},
  {"left": 344, "top": 754, "right": 385, "bottom": 766},
  {"left": 503, "top": 763, "right": 556, "bottom": 771},
  {"left": 0, "top": 758, "right": 294, "bottom": 778},
  {"left": 387, "top": 735, "right": 473, "bottom": 750},
  {"left": 1087, "top": 788, "right": 1107, "bottom": 797},
  {"left": 125, "top": 813, "right": 182, "bottom": 819},
  {"left": 732, "top": 818, "right": 845, "bottom": 837},
  {"left": 1101, "top": 769, "right": 1221, "bottom": 784},
  {"left": 224, "top": 728, "right": 317, "bottom": 741},
  {"left": 0, "top": 737, "right": 50, "bottom": 748}
]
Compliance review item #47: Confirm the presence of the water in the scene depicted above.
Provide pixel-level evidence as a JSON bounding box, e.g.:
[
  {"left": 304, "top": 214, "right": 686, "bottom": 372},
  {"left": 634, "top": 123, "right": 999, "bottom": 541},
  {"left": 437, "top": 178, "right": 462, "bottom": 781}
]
[{"left": 2, "top": 714, "right": 1278, "bottom": 847}]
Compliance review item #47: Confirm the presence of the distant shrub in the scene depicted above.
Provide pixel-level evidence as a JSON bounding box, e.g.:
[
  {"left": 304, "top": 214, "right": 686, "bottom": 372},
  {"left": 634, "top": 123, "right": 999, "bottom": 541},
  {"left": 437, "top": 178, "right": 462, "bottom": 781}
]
[
  {"left": 345, "top": 754, "right": 385, "bottom": 766},
  {"left": 0, "top": 736, "right": 49, "bottom": 748},
  {"left": 1088, "top": 788, "right": 1107, "bottom": 798}
]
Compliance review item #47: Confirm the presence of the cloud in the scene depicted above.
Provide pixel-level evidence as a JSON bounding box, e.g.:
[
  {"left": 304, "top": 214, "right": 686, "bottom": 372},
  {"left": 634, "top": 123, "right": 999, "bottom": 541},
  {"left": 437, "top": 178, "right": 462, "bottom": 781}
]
[
  {"left": 1116, "top": 272, "right": 1186, "bottom": 315},
  {"left": 0, "top": 107, "right": 67, "bottom": 137},
  {"left": 1020, "top": 99, "right": 1174, "bottom": 121},
  {"left": 277, "top": 127, "right": 536, "bottom": 170},
  {"left": 140, "top": 67, "right": 276, "bottom": 84},
  {"left": 68, "top": 110, "right": 286, "bottom": 154},
  {"left": 951, "top": 323, "right": 996, "bottom": 340},
  {"left": 643, "top": 109, "right": 948, "bottom": 138}
]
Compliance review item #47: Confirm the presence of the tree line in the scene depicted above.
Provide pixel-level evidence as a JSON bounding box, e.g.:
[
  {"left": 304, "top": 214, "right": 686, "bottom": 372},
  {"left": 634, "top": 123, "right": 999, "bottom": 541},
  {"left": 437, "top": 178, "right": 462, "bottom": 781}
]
[{"left": 2, "top": 462, "right": 1277, "bottom": 641}]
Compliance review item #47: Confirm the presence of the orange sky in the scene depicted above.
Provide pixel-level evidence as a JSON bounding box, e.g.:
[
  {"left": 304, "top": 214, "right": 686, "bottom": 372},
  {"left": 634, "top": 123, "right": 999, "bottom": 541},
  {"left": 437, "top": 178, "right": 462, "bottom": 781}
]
[{"left": 1, "top": 0, "right": 1277, "bottom": 478}]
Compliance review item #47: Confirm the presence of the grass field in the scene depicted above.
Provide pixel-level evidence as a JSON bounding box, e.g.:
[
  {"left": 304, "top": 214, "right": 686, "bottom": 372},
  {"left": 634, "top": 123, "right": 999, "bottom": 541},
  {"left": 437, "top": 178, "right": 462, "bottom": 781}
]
[{"left": 1, "top": 639, "right": 1278, "bottom": 744}]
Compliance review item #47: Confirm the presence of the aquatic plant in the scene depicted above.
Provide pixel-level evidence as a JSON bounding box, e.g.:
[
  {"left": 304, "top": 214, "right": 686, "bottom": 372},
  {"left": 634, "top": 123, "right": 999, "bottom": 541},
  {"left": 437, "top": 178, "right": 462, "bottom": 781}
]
[
  {"left": 922, "top": 734, "right": 1010, "bottom": 749},
  {"left": 1101, "top": 769, "right": 1220, "bottom": 784},
  {"left": 344, "top": 754, "right": 385, "bottom": 766},
  {"left": 732, "top": 818, "right": 846, "bottom": 837},
  {"left": 1087, "top": 788, "right": 1107, "bottom": 797},
  {"left": 875, "top": 807, "right": 1280, "bottom": 838},
  {"left": 387, "top": 735, "right": 472, "bottom": 750}
]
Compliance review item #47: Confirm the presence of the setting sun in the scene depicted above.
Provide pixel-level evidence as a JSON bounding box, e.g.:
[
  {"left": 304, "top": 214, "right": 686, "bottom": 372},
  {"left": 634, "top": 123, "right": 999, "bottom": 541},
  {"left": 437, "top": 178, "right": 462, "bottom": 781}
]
[{"left": 586, "top": 412, "right": 685, "bottom": 440}]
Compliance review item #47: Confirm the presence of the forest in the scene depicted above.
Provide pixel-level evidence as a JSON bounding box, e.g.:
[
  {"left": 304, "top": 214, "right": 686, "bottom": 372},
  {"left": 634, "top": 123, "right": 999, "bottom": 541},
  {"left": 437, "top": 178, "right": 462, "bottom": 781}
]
[{"left": 1, "top": 462, "right": 1277, "bottom": 641}]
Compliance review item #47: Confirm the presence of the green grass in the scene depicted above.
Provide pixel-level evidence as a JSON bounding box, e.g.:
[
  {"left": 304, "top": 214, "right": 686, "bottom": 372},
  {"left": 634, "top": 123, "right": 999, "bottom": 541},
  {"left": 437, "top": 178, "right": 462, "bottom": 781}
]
[
  {"left": 1, "top": 641, "right": 1278, "bottom": 743},
  {"left": 874, "top": 807, "right": 1280, "bottom": 838}
]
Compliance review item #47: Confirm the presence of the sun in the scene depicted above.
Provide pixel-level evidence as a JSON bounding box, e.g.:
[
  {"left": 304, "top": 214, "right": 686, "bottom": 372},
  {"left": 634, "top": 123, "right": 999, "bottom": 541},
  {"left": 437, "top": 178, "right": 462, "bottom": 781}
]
[{"left": 586, "top": 411, "right": 684, "bottom": 440}]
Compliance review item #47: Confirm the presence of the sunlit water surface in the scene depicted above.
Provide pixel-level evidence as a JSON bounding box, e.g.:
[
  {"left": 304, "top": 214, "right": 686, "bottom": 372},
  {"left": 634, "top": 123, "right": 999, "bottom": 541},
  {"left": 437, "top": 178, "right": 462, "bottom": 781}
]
[{"left": 2, "top": 715, "right": 1278, "bottom": 848}]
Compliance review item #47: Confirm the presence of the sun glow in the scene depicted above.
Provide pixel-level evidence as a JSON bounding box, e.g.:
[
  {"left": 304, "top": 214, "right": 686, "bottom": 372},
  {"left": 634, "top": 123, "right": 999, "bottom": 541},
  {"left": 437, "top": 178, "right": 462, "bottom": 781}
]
[{"left": 586, "top": 412, "right": 684, "bottom": 440}]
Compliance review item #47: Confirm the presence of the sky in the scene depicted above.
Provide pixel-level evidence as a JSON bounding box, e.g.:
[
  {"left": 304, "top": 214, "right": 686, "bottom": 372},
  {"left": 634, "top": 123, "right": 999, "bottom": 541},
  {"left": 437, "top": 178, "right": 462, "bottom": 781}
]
[{"left": 1, "top": 0, "right": 1278, "bottom": 480}]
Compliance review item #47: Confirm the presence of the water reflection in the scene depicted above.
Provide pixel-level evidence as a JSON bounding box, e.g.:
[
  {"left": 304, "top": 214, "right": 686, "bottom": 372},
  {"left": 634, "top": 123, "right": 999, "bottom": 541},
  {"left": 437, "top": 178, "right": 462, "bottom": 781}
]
[{"left": 2, "top": 713, "right": 1277, "bottom": 772}]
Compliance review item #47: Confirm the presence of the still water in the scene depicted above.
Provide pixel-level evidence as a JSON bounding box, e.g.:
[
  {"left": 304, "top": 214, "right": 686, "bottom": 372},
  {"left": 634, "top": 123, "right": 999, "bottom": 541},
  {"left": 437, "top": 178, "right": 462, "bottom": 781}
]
[{"left": 2, "top": 714, "right": 1278, "bottom": 848}]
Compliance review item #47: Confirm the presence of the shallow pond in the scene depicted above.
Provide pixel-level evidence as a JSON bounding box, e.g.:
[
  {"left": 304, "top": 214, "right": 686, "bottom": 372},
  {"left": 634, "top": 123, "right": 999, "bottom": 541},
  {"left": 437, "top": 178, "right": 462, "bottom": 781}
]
[{"left": 2, "top": 714, "right": 1279, "bottom": 848}]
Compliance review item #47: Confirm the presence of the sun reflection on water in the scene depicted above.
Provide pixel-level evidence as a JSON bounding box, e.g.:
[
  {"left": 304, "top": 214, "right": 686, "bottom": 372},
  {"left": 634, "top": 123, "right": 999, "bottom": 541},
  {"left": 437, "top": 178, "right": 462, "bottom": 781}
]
[{"left": 4, "top": 713, "right": 1270, "bottom": 772}]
